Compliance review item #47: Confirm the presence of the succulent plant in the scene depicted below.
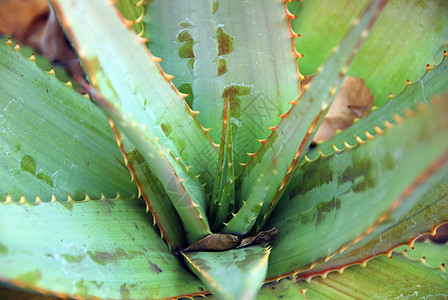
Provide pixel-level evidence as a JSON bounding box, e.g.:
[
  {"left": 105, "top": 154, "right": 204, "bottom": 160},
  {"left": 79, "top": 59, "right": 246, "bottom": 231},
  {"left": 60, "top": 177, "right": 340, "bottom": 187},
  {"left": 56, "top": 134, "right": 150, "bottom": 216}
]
[{"left": 1, "top": 0, "right": 448, "bottom": 299}]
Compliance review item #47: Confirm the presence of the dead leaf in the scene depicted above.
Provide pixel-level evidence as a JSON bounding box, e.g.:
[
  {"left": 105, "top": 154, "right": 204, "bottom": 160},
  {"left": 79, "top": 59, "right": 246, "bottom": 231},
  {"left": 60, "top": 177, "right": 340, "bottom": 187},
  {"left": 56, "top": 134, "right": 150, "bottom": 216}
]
[
  {"left": 300, "top": 75, "right": 374, "bottom": 143},
  {"left": 184, "top": 233, "right": 241, "bottom": 252},
  {"left": 237, "top": 228, "right": 279, "bottom": 248},
  {"left": 0, "top": 0, "right": 85, "bottom": 81}
]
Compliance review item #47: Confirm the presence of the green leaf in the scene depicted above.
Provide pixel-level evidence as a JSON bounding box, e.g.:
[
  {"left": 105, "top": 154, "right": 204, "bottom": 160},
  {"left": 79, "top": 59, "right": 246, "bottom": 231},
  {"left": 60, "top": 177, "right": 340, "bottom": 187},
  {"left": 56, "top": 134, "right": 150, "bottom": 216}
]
[
  {"left": 297, "top": 254, "right": 448, "bottom": 298},
  {"left": 210, "top": 99, "right": 235, "bottom": 231},
  {"left": 395, "top": 239, "right": 448, "bottom": 270},
  {"left": 297, "top": 162, "right": 448, "bottom": 279},
  {"left": 291, "top": 0, "right": 448, "bottom": 105},
  {"left": 265, "top": 97, "right": 448, "bottom": 279},
  {"left": 230, "top": 0, "right": 386, "bottom": 236},
  {"left": 104, "top": 109, "right": 211, "bottom": 243},
  {"left": 0, "top": 40, "right": 136, "bottom": 202},
  {"left": 182, "top": 246, "right": 270, "bottom": 300},
  {"left": 309, "top": 53, "right": 448, "bottom": 159},
  {"left": 114, "top": 132, "right": 186, "bottom": 249},
  {"left": 0, "top": 199, "right": 206, "bottom": 299},
  {"left": 144, "top": 0, "right": 299, "bottom": 173},
  {"left": 51, "top": 0, "right": 218, "bottom": 190}
]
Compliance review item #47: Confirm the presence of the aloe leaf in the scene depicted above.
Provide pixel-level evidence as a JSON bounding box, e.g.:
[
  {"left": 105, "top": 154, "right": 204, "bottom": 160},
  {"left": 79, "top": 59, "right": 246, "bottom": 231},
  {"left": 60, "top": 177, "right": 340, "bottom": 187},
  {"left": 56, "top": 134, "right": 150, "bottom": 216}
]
[
  {"left": 291, "top": 0, "right": 448, "bottom": 105},
  {"left": 0, "top": 199, "right": 206, "bottom": 299},
  {"left": 0, "top": 40, "right": 136, "bottom": 202},
  {"left": 309, "top": 53, "right": 448, "bottom": 159},
  {"left": 396, "top": 240, "right": 448, "bottom": 269},
  {"left": 112, "top": 131, "right": 186, "bottom": 249},
  {"left": 265, "top": 96, "right": 448, "bottom": 279},
  {"left": 182, "top": 246, "right": 270, "bottom": 300},
  {"left": 50, "top": 0, "right": 218, "bottom": 190},
  {"left": 114, "top": 0, "right": 145, "bottom": 35},
  {"left": 103, "top": 105, "right": 211, "bottom": 243},
  {"left": 297, "top": 254, "right": 448, "bottom": 298},
  {"left": 257, "top": 279, "right": 306, "bottom": 300},
  {"left": 210, "top": 99, "right": 235, "bottom": 230},
  {"left": 144, "top": 0, "right": 299, "bottom": 173},
  {"left": 229, "top": 0, "right": 386, "bottom": 236},
  {"left": 297, "top": 162, "right": 448, "bottom": 280}
]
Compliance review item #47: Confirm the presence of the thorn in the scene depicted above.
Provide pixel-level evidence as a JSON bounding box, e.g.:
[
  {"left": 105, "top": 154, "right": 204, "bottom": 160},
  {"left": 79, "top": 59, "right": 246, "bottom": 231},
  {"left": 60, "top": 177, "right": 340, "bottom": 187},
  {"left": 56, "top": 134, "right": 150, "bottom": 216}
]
[
  {"left": 51, "top": 195, "right": 57, "bottom": 202},
  {"left": 5, "top": 194, "right": 13, "bottom": 204},
  {"left": 4, "top": 38, "right": 13, "bottom": 45},
  {"left": 100, "top": 193, "right": 106, "bottom": 200},
  {"left": 383, "top": 120, "right": 393, "bottom": 129},
  {"left": 136, "top": 36, "right": 150, "bottom": 44},
  {"left": 19, "top": 195, "right": 27, "bottom": 204},
  {"left": 393, "top": 114, "right": 404, "bottom": 123},
  {"left": 67, "top": 194, "right": 74, "bottom": 202},
  {"left": 14, "top": 43, "right": 21, "bottom": 50},
  {"left": 304, "top": 155, "right": 312, "bottom": 163},
  {"left": 404, "top": 108, "right": 415, "bottom": 118},
  {"left": 405, "top": 79, "right": 412, "bottom": 86},
  {"left": 47, "top": 68, "right": 55, "bottom": 75},
  {"left": 333, "top": 144, "right": 342, "bottom": 152},
  {"left": 28, "top": 54, "right": 36, "bottom": 62},
  {"left": 150, "top": 54, "right": 163, "bottom": 63},
  {"left": 65, "top": 80, "right": 73, "bottom": 88},
  {"left": 365, "top": 130, "right": 374, "bottom": 140},
  {"left": 388, "top": 93, "right": 394, "bottom": 100},
  {"left": 373, "top": 126, "right": 383, "bottom": 135},
  {"left": 343, "top": 140, "right": 354, "bottom": 149},
  {"left": 355, "top": 135, "right": 364, "bottom": 145}
]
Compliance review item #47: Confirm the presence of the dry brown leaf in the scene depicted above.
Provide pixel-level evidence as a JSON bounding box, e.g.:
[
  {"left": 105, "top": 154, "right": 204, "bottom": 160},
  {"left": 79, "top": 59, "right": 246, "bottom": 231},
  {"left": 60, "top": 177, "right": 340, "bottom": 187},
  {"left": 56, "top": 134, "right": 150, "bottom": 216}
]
[
  {"left": 300, "top": 75, "right": 374, "bottom": 143},
  {"left": 0, "top": 0, "right": 84, "bottom": 80}
]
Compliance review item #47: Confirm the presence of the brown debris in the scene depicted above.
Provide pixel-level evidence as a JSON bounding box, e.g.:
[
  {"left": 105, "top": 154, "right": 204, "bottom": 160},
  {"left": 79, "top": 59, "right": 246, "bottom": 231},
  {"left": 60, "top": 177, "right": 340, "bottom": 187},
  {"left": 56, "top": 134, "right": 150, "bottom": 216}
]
[
  {"left": 0, "top": 0, "right": 85, "bottom": 81},
  {"left": 184, "top": 228, "right": 279, "bottom": 252},
  {"left": 300, "top": 75, "right": 374, "bottom": 143}
]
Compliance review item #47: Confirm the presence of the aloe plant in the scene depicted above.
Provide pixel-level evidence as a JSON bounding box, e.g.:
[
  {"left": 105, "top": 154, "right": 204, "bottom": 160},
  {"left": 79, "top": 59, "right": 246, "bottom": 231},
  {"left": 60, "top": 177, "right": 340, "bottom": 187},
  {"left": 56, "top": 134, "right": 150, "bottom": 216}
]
[{"left": 1, "top": 0, "right": 448, "bottom": 299}]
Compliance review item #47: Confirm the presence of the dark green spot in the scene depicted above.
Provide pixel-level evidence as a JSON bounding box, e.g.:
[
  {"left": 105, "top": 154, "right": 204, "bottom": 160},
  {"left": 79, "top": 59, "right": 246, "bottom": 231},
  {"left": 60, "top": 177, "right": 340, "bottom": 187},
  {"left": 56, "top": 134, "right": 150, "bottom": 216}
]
[
  {"left": 148, "top": 260, "right": 162, "bottom": 274},
  {"left": 187, "top": 58, "right": 195, "bottom": 70},
  {"left": 17, "top": 270, "right": 41, "bottom": 286},
  {"left": 36, "top": 173, "right": 54, "bottom": 187},
  {"left": 340, "top": 155, "right": 378, "bottom": 193},
  {"left": 217, "top": 58, "right": 228, "bottom": 76},
  {"left": 291, "top": 156, "right": 334, "bottom": 197},
  {"left": 61, "top": 254, "right": 84, "bottom": 263},
  {"left": 74, "top": 279, "right": 88, "bottom": 297},
  {"left": 180, "top": 20, "right": 192, "bottom": 28},
  {"left": 120, "top": 283, "right": 130, "bottom": 299},
  {"left": 128, "top": 149, "right": 145, "bottom": 165},
  {"left": 178, "top": 40, "right": 194, "bottom": 58},
  {"left": 222, "top": 84, "right": 251, "bottom": 115},
  {"left": 87, "top": 248, "right": 129, "bottom": 265},
  {"left": 161, "top": 123, "right": 172, "bottom": 137},
  {"left": 87, "top": 251, "right": 115, "bottom": 266},
  {"left": 216, "top": 26, "right": 234, "bottom": 56},
  {"left": 177, "top": 29, "right": 193, "bottom": 42},
  {"left": 15, "top": 144, "right": 21, "bottom": 151},
  {"left": 189, "top": 257, "right": 211, "bottom": 272},
  {"left": 316, "top": 197, "right": 341, "bottom": 225},
  {"left": 0, "top": 244, "right": 8, "bottom": 255},
  {"left": 21, "top": 155, "right": 36, "bottom": 175},
  {"left": 178, "top": 82, "right": 194, "bottom": 107},
  {"left": 212, "top": 1, "right": 219, "bottom": 14},
  {"left": 381, "top": 152, "right": 396, "bottom": 171}
]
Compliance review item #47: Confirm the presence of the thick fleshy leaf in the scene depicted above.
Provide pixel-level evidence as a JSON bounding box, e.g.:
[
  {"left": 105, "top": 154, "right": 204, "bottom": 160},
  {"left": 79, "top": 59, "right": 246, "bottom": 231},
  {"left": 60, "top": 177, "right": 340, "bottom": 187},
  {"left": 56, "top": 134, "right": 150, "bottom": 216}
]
[
  {"left": 309, "top": 53, "right": 448, "bottom": 159},
  {"left": 50, "top": 0, "right": 218, "bottom": 190},
  {"left": 145, "top": 0, "right": 299, "bottom": 173},
  {"left": 297, "top": 162, "right": 448, "bottom": 280},
  {"left": 0, "top": 199, "right": 206, "bottom": 299},
  {"left": 297, "top": 254, "right": 448, "bottom": 298},
  {"left": 265, "top": 97, "right": 448, "bottom": 279},
  {"left": 114, "top": 132, "right": 186, "bottom": 249},
  {"left": 0, "top": 40, "right": 136, "bottom": 202},
  {"left": 227, "top": 0, "right": 387, "bottom": 236},
  {"left": 291, "top": 0, "right": 448, "bottom": 105},
  {"left": 395, "top": 239, "right": 448, "bottom": 269},
  {"left": 210, "top": 99, "right": 235, "bottom": 231},
  {"left": 104, "top": 109, "right": 211, "bottom": 244},
  {"left": 182, "top": 246, "right": 270, "bottom": 300}
]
